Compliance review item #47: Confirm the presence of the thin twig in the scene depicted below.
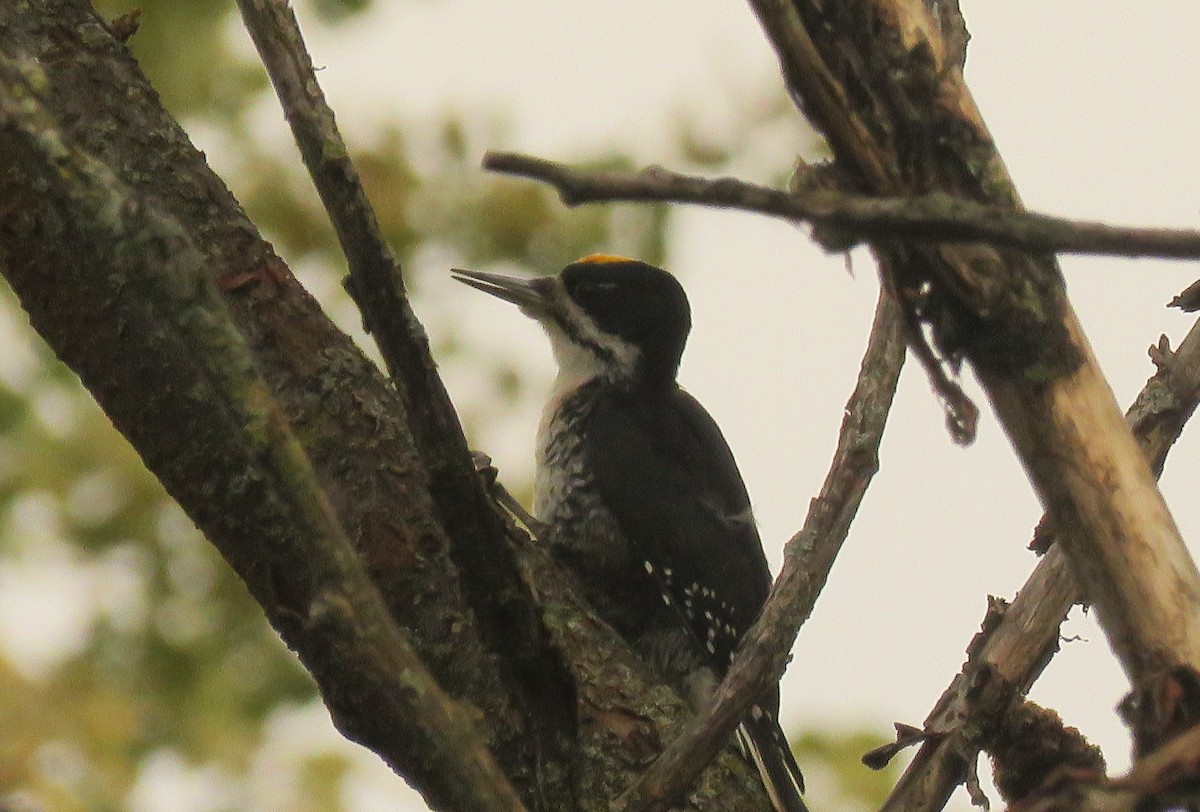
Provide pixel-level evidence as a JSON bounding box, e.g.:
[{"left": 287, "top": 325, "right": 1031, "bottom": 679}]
[
  {"left": 484, "top": 151, "right": 1200, "bottom": 261},
  {"left": 878, "top": 316, "right": 1200, "bottom": 812},
  {"left": 618, "top": 289, "right": 907, "bottom": 811},
  {"left": 878, "top": 548, "right": 1077, "bottom": 812},
  {"left": 236, "top": 0, "right": 486, "bottom": 487},
  {"left": 0, "top": 52, "right": 527, "bottom": 812}
]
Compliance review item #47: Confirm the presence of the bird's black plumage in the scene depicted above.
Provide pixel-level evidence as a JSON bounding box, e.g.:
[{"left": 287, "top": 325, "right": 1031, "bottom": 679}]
[
  {"left": 587, "top": 384, "right": 770, "bottom": 666},
  {"left": 453, "top": 257, "right": 806, "bottom": 812},
  {"left": 583, "top": 381, "right": 805, "bottom": 812}
]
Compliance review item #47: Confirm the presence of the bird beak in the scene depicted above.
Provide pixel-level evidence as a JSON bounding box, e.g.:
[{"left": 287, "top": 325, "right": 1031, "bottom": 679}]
[{"left": 451, "top": 269, "right": 552, "bottom": 316}]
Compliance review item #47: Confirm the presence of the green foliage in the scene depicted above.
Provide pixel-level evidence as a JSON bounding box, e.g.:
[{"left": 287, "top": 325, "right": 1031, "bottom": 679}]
[
  {"left": 309, "top": 0, "right": 372, "bottom": 23},
  {"left": 0, "top": 328, "right": 316, "bottom": 809},
  {"left": 793, "top": 729, "right": 908, "bottom": 810},
  {"left": 93, "top": 0, "right": 266, "bottom": 121},
  {"left": 236, "top": 122, "right": 667, "bottom": 283}
]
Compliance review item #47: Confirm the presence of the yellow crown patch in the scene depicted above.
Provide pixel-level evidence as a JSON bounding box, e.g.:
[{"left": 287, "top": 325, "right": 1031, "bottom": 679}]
[{"left": 576, "top": 253, "right": 634, "bottom": 265}]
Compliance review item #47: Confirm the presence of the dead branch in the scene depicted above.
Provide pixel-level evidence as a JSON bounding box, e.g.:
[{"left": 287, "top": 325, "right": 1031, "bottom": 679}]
[
  {"left": 878, "top": 314, "right": 1200, "bottom": 812},
  {"left": 485, "top": 152, "right": 1200, "bottom": 261},
  {"left": 746, "top": 0, "right": 1200, "bottom": 696}
]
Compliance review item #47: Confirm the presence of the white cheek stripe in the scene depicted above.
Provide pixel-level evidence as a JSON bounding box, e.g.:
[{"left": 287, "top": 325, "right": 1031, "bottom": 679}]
[{"left": 541, "top": 280, "right": 640, "bottom": 387}]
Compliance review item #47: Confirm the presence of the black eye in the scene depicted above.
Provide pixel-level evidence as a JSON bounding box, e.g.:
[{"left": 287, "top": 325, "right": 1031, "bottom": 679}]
[
  {"left": 567, "top": 277, "right": 619, "bottom": 304},
  {"left": 585, "top": 281, "right": 618, "bottom": 295}
]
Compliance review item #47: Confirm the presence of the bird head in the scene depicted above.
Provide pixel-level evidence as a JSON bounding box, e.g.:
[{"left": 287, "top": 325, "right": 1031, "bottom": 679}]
[{"left": 453, "top": 255, "right": 692, "bottom": 386}]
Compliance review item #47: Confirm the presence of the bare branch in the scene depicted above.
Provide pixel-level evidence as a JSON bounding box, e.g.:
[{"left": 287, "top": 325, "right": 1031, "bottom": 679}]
[
  {"left": 484, "top": 152, "right": 1200, "bottom": 261},
  {"left": 878, "top": 316, "right": 1200, "bottom": 812},
  {"left": 878, "top": 549, "right": 1077, "bottom": 812},
  {"left": 745, "top": 0, "right": 1200, "bottom": 701},
  {"left": 618, "top": 289, "right": 906, "bottom": 811},
  {"left": 235, "top": 1, "right": 514, "bottom": 582},
  {"left": 0, "top": 52, "right": 526, "bottom": 812}
]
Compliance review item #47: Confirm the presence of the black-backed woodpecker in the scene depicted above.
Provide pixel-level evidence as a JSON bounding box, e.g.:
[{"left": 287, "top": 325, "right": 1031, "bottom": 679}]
[{"left": 454, "top": 255, "right": 806, "bottom": 812}]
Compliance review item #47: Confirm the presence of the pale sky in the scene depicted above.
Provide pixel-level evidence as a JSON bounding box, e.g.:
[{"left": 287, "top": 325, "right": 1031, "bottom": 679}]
[{"left": 13, "top": 1, "right": 1200, "bottom": 810}]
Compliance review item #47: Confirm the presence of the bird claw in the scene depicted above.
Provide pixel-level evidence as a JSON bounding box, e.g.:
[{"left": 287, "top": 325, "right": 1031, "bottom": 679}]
[
  {"left": 469, "top": 449, "right": 548, "bottom": 539},
  {"left": 470, "top": 449, "right": 499, "bottom": 485}
]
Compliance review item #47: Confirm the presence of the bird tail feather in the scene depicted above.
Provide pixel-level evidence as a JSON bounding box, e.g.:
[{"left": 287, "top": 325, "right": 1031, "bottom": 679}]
[{"left": 736, "top": 705, "right": 808, "bottom": 812}]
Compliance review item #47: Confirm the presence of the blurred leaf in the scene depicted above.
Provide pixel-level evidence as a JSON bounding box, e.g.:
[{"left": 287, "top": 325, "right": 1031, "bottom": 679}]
[
  {"left": 93, "top": 0, "right": 266, "bottom": 120},
  {"left": 298, "top": 752, "right": 352, "bottom": 812},
  {"left": 793, "top": 727, "right": 908, "bottom": 810},
  {"left": 310, "top": 0, "right": 373, "bottom": 24}
]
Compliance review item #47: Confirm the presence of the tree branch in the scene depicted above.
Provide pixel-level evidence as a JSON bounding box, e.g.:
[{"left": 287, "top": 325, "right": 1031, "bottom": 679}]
[
  {"left": 484, "top": 151, "right": 1200, "bottom": 262},
  {"left": 0, "top": 1, "right": 551, "bottom": 806},
  {"left": 233, "top": 0, "right": 544, "bottom": 680},
  {"left": 236, "top": 0, "right": 456, "bottom": 444},
  {"left": 876, "top": 548, "right": 1076, "bottom": 812},
  {"left": 619, "top": 289, "right": 906, "bottom": 811},
  {"left": 878, "top": 315, "right": 1200, "bottom": 812},
  {"left": 234, "top": 5, "right": 582, "bottom": 806},
  {"left": 747, "top": 0, "right": 1200, "bottom": 703},
  {"left": 0, "top": 51, "right": 525, "bottom": 812}
]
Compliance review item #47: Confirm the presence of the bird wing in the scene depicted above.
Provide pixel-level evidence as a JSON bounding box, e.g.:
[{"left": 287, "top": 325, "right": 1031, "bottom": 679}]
[
  {"left": 587, "top": 386, "right": 807, "bottom": 812},
  {"left": 585, "top": 385, "right": 772, "bottom": 670}
]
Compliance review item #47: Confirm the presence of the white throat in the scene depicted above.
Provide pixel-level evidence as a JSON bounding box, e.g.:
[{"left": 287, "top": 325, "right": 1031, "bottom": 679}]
[{"left": 539, "top": 286, "right": 640, "bottom": 392}]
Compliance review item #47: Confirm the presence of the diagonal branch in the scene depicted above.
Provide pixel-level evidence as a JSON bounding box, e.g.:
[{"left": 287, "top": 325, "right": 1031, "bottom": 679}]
[
  {"left": 0, "top": 52, "right": 526, "bottom": 812},
  {"left": 235, "top": 7, "right": 579, "bottom": 804},
  {"left": 235, "top": 1, "right": 521, "bottom": 625},
  {"left": 876, "top": 547, "right": 1076, "bottom": 812},
  {"left": 618, "top": 288, "right": 906, "bottom": 811},
  {"left": 484, "top": 152, "right": 1200, "bottom": 261},
  {"left": 747, "top": 0, "right": 1200, "bottom": 710},
  {"left": 236, "top": 0, "right": 435, "bottom": 404},
  {"left": 879, "top": 317, "right": 1200, "bottom": 812}
]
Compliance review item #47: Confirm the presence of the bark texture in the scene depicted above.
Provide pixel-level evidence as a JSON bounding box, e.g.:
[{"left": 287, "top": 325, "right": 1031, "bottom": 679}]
[
  {"left": 749, "top": 0, "right": 1200, "bottom": 689},
  {"left": 7, "top": 0, "right": 1200, "bottom": 810},
  {"left": 0, "top": 2, "right": 773, "bottom": 810}
]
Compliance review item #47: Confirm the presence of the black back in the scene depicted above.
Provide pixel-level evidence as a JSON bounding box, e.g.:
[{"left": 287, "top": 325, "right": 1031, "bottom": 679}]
[{"left": 584, "top": 383, "right": 771, "bottom": 671}]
